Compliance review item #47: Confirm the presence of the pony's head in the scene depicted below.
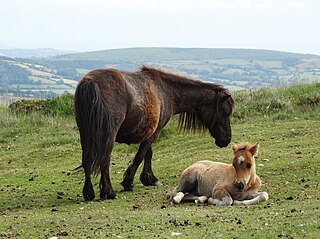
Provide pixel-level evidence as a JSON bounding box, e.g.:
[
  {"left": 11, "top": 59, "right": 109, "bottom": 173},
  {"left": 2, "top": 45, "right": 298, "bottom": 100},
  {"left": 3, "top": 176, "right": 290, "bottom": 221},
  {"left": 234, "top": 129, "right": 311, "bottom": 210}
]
[
  {"left": 232, "top": 143, "right": 259, "bottom": 192},
  {"left": 200, "top": 90, "right": 234, "bottom": 148}
]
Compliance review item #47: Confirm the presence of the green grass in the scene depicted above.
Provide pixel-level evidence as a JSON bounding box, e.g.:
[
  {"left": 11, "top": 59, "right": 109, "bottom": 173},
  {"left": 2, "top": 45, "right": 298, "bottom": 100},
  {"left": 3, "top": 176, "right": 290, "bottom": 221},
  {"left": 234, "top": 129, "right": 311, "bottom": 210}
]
[{"left": 0, "top": 84, "right": 319, "bottom": 238}]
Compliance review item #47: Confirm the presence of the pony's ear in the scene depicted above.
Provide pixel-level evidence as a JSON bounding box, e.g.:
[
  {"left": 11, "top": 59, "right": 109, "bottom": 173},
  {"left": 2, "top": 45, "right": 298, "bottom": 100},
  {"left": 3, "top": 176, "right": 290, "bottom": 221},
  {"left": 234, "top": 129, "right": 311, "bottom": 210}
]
[
  {"left": 222, "top": 91, "right": 231, "bottom": 101},
  {"left": 249, "top": 143, "right": 259, "bottom": 156},
  {"left": 231, "top": 143, "right": 238, "bottom": 153}
]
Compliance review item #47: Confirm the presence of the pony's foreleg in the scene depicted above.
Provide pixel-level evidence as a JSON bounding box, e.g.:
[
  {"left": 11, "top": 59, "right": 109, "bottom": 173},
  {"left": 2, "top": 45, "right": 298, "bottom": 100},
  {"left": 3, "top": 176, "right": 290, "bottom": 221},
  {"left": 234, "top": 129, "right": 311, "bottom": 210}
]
[
  {"left": 140, "top": 147, "right": 160, "bottom": 186},
  {"left": 233, "top": 192, "right": 268, "bottom": 206},
  {"left": 122, "top": 133, "right": 160, "bottom": 191},
  {"left": 208, "top": 187, "right": 233, "bottom": 206}
]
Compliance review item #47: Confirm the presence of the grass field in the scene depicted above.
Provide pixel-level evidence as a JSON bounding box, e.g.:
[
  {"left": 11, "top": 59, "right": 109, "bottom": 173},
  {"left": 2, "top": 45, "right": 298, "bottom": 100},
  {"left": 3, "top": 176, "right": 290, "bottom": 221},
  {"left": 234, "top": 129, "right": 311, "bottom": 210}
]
[{"left": 0, "top": 84, "right": 319, "bottom": 238}]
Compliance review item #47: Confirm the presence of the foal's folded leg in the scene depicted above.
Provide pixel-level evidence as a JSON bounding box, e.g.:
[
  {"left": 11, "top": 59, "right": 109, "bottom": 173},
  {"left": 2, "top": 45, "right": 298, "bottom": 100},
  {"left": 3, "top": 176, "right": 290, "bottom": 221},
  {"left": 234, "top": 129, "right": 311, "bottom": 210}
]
[
  {"left": 195, "top": 196, "right": 208, "bottom": 204},
  {"left": 233, "top": 192, "right": 268, "bottom": 206},
  {"left": 173, "top": 192, "right": 185, "bottom": 204},
  {"left": 208, "top": 187, "right": 233, "bottom": 206},
  {"left": 173, "top": 193, "right": 206, "bottom": 204}
]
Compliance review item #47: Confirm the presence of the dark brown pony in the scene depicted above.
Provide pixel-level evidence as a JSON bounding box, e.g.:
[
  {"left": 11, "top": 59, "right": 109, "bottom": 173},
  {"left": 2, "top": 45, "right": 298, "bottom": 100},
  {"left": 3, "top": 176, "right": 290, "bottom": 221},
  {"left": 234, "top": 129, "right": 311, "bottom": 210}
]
[{"left": 74, "top": 66, "right": 234, "bottom": 201}]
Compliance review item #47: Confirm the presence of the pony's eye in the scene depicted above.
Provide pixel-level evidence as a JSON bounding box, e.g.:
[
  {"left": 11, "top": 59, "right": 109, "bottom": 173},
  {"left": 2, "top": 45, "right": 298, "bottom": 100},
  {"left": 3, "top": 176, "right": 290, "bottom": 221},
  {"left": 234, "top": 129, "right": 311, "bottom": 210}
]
[{"left": 247, "top": 163, "right": 252, "bottom": 169}]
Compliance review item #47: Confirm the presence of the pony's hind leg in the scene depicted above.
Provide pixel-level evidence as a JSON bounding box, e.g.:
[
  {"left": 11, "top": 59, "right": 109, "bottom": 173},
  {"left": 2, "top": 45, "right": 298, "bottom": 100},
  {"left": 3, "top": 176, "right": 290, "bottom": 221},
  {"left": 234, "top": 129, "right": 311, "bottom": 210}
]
[
  {"left": 83, "top": 169, "right": 95, "bottom": 201},
  {"left": 100, "top": 154, "right": 116, "bottom": 200},
  {"left": 140, "top": 147, "right": 160, "bottom": 186}
]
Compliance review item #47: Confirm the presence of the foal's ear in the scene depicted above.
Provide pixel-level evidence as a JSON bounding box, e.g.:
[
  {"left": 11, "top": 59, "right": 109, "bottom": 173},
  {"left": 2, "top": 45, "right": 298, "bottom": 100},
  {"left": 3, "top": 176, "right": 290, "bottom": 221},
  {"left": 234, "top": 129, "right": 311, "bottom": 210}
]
[
  {"left": 231, "top": 143, "right": 238, "bottom": 153},
  {"left": 249, "top": 143, "right": 260, "bottom": 156}
]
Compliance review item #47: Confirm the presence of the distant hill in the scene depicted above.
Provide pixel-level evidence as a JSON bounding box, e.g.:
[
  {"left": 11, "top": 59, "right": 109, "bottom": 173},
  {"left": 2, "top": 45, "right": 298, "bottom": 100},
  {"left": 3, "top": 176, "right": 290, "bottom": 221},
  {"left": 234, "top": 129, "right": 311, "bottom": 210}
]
[
  {"left": 0, "top": 47, "right": 319, "bottom": 98},
  {"left": 0, "top": 48, "right": 77, "bottom": 59},
  {"left": 55, "top": 47, "right": 318, "bottom": 61}
]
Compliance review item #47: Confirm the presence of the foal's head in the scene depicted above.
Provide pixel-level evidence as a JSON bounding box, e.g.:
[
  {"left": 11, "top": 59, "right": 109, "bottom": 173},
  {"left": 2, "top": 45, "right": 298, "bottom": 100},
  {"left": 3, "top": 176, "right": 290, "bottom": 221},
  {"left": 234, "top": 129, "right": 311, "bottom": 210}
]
[{"left": 232, "top": 143, "right": 259, "bottom": 191}]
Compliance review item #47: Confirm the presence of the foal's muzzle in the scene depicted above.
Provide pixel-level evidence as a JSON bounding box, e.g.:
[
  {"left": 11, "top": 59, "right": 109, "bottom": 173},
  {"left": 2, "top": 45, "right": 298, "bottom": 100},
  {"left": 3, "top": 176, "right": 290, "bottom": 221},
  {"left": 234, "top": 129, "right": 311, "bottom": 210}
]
[{"left": 235, "top": 181, "right": 245, "bottom": 191}]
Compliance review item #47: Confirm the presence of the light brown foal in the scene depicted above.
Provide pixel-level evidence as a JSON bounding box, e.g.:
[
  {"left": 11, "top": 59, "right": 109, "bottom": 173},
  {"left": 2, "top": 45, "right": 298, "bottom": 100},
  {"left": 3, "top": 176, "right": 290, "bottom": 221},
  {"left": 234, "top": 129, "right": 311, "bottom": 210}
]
[{"left": 170, "top": 143, "right": 268, "bottom": 206}]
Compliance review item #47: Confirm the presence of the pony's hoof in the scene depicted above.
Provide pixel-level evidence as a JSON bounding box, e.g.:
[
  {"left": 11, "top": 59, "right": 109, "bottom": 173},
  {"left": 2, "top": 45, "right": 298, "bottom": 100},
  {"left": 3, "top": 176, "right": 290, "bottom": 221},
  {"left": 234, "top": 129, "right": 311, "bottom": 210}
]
[
  {"left": 140, "top": 173, "right": 159, "bottom": 187},
  {"left": 107, "top": 190, "right": 117, "bottom": 199},
  {"left": 83, "top": 193, "right": 95, "bottom": 201},
  {"left": 153, "top": 181, "right": 161, "bottom": 186},
  {"left": 120, "top": 179, "right": 134, "bottom": 191},
  {"left": 83, "top": 188, "right": 95, "bottom": 201},
  {"left": 100, "top": 190, "right": 117, "bottom": 200}
]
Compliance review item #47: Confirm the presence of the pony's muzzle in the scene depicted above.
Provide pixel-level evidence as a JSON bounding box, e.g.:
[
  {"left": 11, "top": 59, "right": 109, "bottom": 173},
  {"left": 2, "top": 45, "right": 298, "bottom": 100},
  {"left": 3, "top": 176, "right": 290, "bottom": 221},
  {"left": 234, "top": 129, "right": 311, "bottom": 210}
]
[
  {"left": 234, "top": 181, "right": 245, "bottom": 191},
  {"left": 215, "top": 137, "right": 231, "bottom": 148}
]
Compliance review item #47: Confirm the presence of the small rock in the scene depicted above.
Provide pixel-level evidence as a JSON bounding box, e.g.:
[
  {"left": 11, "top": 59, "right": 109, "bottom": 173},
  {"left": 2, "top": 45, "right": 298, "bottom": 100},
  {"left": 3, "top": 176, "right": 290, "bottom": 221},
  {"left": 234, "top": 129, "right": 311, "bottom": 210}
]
[
  {"left": 57, "top": 192, "right": 64, "bottom": 199},
  {"left": 161, "top": 204, "right": 167, "bottom": 209},
  {"left": 133, "top": 204, "right": 141, "bottom": 210},
  {"left": 171, "top": 232, "right": 182, "bottom": 236},
  {"left": 51, "top": 206, "right": 58, "bottom": 212}
]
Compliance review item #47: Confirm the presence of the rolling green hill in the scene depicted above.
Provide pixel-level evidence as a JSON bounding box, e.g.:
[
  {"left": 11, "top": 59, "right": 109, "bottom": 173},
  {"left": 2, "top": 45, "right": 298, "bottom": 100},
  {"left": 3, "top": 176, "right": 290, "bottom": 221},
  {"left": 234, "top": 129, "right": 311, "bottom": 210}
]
[
  {"left": 54, "top": 47, "right": 318, "bottom": 61},
  {"left": 1, "top": 48, "right": 320, "bottom": 99}
]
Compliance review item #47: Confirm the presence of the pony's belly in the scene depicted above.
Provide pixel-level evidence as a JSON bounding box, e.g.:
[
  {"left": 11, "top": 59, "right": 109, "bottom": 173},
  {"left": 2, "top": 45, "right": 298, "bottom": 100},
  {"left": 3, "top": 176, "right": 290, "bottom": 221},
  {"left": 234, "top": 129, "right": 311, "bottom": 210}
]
[
  {"left": 116, "top": 122, "right": 157, "bottom": 144},
  {"left": 115, "top": 132, "right": 148, "bottom": 144}
]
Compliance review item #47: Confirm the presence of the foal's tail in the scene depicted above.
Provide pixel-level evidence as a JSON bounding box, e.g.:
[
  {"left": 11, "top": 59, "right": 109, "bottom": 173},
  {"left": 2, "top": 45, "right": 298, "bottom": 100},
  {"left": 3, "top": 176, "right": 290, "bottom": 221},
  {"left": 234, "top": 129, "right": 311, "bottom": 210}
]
[{"left": 74, "top": 78, "right": 114, "bottom": 174}]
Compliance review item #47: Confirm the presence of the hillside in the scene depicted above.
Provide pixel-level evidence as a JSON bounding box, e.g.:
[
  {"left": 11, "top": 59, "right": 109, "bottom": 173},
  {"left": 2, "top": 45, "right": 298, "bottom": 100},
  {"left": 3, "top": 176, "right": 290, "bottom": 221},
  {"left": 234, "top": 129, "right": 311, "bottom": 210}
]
[
  {"left": 0, "top": 83, "right": 319, "bottom": 238},
  {"left": 1, "top": 48, "right": 319, "bottom": 98}
]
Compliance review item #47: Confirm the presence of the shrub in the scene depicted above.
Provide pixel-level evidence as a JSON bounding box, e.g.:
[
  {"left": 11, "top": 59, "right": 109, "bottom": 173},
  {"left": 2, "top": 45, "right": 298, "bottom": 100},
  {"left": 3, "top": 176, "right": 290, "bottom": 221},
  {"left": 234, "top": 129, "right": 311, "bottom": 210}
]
[{"left": 9, "top": 94, "right": 74, "bottom": 117}]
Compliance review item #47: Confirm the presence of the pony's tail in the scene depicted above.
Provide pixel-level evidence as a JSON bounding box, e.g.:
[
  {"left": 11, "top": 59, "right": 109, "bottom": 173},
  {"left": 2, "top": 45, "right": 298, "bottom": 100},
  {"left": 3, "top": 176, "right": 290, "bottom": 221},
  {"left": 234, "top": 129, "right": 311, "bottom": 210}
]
[{"left": 74, "top": 78, "right": 114, "bottom": 174}]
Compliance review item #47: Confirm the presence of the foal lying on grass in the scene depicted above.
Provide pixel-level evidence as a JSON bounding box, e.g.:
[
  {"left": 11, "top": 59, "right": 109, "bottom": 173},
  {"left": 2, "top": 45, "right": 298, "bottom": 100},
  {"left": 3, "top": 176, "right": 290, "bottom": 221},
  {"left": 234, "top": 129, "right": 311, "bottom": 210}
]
[{"left": 169, "top": 143, "right": 268, "bottom": 206}]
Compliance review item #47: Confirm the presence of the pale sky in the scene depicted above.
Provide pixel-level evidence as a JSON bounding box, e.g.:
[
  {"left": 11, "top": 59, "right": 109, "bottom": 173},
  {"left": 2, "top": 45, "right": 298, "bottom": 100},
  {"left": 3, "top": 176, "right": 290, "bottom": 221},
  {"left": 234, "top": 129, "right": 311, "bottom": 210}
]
[{"left": 1, "top": 0, "right": 319, "bottom": 55}]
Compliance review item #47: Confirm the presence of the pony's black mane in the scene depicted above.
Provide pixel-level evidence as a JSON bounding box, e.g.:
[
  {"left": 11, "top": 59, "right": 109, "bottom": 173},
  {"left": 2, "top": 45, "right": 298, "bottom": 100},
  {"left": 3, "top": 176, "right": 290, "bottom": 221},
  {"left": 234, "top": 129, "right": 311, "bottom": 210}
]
[
  {"left": 140, "top": 65, "right": 224, "bottom": 91},
  {"left": 178, "top": 111, "right": 206, "bottom": 132},
  {"left": 140, "top": 66, "right": 234, "bottom": 133}
]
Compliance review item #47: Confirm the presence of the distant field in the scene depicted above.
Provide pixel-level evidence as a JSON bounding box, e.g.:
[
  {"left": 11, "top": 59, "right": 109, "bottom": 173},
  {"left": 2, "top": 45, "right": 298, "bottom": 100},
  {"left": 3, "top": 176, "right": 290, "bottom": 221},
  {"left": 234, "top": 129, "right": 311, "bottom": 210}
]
[{"left": 1, "top": 48, "right": 320, "bottom": 98}]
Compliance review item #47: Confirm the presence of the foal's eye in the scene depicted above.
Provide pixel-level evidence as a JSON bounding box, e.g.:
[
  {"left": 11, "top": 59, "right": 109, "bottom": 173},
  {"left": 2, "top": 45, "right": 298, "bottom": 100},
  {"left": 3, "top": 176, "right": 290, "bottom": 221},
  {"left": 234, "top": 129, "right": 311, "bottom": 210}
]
[{"left": 246, "top": 163, "right": 252, "bottom": 169}]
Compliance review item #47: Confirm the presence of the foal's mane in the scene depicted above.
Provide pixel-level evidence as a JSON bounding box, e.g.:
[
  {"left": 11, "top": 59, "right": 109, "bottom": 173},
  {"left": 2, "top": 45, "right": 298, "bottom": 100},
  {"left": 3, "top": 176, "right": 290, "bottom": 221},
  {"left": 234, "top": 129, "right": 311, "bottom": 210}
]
[
  {"left": 235, "top": 143, "right": 253, "bottom": 151},
  {"left": 140, "top": 66, "right": 234, "bottom": 133}
]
